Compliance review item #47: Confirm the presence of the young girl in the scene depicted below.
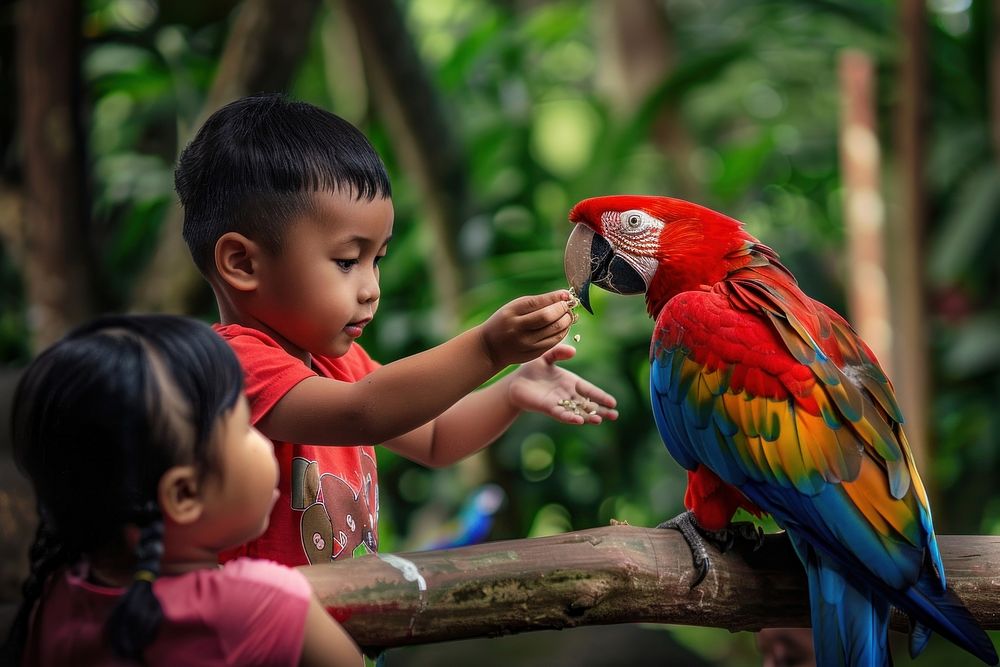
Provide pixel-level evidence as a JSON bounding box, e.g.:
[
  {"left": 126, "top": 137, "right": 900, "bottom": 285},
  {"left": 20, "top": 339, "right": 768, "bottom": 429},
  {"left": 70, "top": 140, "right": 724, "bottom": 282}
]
[{"left": 1, "top": 314, "right": 362, "bottom": 666}]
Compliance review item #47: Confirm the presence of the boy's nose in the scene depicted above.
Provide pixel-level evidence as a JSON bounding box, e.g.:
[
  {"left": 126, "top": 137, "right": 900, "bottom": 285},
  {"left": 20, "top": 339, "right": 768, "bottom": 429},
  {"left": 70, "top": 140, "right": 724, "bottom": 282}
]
[{"left": 358, "top": 273, "right": 380, "bottom": 303}]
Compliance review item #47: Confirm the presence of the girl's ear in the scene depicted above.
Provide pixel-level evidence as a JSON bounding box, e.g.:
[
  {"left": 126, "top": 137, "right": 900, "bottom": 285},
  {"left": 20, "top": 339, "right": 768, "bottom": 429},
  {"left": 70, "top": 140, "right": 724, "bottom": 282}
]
[
  {"left": 158, "top": 466, "right": 204, "bottom": 525},
  {"left": 215, "top": 232, "right": 261, "bottom": 292}
]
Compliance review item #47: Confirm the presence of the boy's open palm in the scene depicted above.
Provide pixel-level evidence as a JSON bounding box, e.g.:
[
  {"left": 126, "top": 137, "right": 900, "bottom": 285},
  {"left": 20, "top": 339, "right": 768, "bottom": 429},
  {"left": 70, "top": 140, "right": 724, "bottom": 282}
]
[{"left": 508, "top": 343, "right": 618, "bottom": 425}]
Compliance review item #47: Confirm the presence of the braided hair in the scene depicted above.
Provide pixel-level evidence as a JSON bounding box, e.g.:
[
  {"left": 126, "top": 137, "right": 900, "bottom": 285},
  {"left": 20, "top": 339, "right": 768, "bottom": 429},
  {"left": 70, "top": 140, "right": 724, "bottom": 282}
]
[
  {"left": 104, "top": 501, "right": 167, "bottom": 661},
  {"left": 2, "top": 315, "right": 244, "bottom": 664},
  {"left": 0, "top": 516, "right": 76, "bottom": 666}
]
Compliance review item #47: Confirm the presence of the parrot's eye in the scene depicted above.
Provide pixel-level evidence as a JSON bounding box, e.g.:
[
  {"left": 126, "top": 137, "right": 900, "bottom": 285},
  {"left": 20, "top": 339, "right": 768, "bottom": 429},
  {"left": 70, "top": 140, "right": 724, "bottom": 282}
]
[{"left": 621, "top": 210, "right": 648, "bottom": 233}]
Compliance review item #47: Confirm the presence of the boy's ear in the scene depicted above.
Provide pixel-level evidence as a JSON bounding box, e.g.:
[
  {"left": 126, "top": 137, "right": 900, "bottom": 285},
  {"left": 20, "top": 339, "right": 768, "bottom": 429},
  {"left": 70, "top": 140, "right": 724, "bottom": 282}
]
[
  {"left": 158, "top": 465, "right": 205, "bottom": 526},
  {"left": 215, "top": 232, "right": 262, "bottom": 292}
]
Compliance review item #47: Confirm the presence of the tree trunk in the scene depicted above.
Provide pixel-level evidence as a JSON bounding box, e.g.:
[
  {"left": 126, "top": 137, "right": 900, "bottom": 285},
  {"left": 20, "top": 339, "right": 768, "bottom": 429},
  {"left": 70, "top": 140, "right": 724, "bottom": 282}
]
[
  {"left": 992, "top": 0, "right": 1000, "bottom": 157},
  {"left": 15, "top": 0, "right": 96, "bottom": 350},
  {"left": 839, "top": 50, "right": 891, "bottom": 370},
  {"left": 596, "top": 0, "right": 702, "bottom": 199},
  {"left": 302, "top": 526, "right": 1000, "bottom": 651},
  {"left": 892, "top": 0, "right": 930, "bottom": 478},
  {"left": 1, "top": 0, "right": 21, "bottom": 266},
  {"left": 338, "top": 0, "right": 468, "bottom": 334},
  {"left": 1, "top": 0, "right": 18, "bottom": 182},
  {"left": 130, "top": 0, "right": 322, "bottom": 314}
]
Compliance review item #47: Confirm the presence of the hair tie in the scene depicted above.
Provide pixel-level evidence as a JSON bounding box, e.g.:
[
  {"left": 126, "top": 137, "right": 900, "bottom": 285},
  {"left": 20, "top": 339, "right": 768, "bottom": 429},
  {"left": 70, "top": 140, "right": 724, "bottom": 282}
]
[{"left": 133, "top": 570, "right": 157, "bottom": 584}]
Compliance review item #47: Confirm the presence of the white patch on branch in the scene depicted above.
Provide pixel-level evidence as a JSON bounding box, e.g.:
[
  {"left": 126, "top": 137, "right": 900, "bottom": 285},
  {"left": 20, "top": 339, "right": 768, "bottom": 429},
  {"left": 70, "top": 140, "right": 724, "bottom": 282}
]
[{"left": 378, "top": 553, "right": 428, "bottom": 592}]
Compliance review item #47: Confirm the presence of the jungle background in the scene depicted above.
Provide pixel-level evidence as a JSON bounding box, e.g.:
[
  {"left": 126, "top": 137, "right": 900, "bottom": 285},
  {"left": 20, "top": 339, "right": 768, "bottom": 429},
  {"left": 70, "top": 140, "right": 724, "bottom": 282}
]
[{"left": 1, "top": 0, "right": 999, "bottom": 664}]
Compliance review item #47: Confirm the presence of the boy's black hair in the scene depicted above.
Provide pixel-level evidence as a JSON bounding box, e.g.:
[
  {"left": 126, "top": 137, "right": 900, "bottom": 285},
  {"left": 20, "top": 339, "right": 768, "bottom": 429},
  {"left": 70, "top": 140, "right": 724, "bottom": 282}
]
[
  {"left": 176, "top": 93, "right": 392, "bottom": 274},
  {"left": 2, "top": 314, "right": 245, "bottom": 664}
]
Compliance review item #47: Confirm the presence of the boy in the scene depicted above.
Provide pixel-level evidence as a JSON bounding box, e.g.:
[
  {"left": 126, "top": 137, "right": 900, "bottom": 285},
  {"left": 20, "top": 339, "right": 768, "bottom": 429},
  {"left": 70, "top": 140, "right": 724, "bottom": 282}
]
[{"left": 176, "top": 94, "right": 618, "bottom": 567}]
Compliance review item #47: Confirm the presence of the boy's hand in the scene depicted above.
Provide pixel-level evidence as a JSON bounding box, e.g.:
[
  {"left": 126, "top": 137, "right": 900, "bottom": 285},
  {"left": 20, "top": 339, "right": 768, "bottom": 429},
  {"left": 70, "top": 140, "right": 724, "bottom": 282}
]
[
  {"left": 508, "top": 343, "right": 618, "bottom": 425},
  {"left": 480, "top": 290, "right": 575, "bottom": 367}
]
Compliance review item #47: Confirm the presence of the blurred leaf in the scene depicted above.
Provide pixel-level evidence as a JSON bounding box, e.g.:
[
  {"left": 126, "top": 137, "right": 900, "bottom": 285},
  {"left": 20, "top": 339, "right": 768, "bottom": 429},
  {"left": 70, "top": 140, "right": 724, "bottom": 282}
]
[
  {"left": 85, "top": 43, "right": 157, "bottom": 79},
  {"left": 927, "top": 122, "right": 990, "bottom": 193},
  {"left": 607, "top": 43, "right": 750, "bottom": 168},
  {"left": 714, "top": 132, "right": 776, "bottom": 200},
  {"left": 517, "top": 2, "right": 585, "bottom": 46},
  {"left": 941, "top": 314, "right": 1000, "bottom": 378},
  {"left": 436, "top": 11, "right": 504, "bottom": 90},
  {"left": 767, "top": 0, "right": 890, "bottom": 33},
  {"left": 928, "top": 164, "right": 1000, "bottom": 286},
  {"left": 527, "top": 503, "right": 572, "bottom": 537},
  {"left": 531, "top": 99, "right": 601, "bottom": 177}
]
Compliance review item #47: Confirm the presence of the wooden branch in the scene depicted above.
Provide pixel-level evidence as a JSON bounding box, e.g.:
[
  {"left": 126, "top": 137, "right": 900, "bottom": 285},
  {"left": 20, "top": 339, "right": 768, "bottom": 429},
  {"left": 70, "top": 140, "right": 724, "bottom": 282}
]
[{"left": 303, "top": 526, "right": 1000, "bottom": 651}]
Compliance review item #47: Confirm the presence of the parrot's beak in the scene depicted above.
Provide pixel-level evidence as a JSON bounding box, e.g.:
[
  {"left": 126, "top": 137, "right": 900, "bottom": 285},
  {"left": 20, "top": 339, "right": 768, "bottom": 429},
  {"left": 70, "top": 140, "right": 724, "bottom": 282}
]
[
  {"left": 564, "top": 224, "right": 600, "bottom": 313},
  {"left": 563, "top": 223, "right": 647, "bottom": 314}
]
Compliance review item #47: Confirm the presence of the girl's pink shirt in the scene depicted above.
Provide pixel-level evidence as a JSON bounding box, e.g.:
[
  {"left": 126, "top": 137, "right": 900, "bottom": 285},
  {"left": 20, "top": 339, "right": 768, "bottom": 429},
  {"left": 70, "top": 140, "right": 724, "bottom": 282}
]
[{"left": 23, "top": 557, "right": 312, "bottom": 666}]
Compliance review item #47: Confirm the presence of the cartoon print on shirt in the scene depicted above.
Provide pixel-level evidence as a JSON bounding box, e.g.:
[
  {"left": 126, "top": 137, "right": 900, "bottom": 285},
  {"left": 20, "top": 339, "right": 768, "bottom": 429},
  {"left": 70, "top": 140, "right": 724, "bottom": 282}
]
[{"left": 290, "top": 452, "right": 378, "bottom": 564}]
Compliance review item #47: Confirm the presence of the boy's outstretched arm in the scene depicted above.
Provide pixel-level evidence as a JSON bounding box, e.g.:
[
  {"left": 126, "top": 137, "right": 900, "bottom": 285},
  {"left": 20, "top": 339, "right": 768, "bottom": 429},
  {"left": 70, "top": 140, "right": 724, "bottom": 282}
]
[
  {"left": 257, "top": 291, "right": 574, "bottom": 446},
  {"left": 383, "top": 342, "right": 618, "bottom": 467}
]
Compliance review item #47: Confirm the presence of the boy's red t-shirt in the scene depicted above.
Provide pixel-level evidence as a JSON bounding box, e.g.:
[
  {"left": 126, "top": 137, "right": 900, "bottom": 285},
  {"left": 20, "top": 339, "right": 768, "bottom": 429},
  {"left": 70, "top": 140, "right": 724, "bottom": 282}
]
[{"left": 214, "top": 324, "right": 380, "bottom": 567}]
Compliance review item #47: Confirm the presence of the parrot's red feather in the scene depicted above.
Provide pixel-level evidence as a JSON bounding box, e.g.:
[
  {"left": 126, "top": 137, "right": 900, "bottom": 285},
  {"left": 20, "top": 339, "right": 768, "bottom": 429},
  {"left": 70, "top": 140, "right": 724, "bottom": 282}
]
[{"left": 685, "top": 466, "right": 763, "bottom": 532}]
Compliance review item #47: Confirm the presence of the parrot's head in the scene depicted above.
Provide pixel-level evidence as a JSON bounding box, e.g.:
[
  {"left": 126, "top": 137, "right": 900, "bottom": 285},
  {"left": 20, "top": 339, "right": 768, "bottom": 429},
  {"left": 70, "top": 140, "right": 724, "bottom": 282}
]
[{"left": 564, "top": 195, "right": 757, "bottom": 317}]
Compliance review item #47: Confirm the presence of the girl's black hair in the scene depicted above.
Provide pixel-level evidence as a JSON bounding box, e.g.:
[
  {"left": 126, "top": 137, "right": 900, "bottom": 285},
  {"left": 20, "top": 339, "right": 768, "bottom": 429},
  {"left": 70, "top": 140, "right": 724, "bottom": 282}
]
[
  {"left": 176, "top": 92, "right": 393, "bottom": 273},
  {"left": 1, "top": 314, "right": 244, "bottom": 664}
]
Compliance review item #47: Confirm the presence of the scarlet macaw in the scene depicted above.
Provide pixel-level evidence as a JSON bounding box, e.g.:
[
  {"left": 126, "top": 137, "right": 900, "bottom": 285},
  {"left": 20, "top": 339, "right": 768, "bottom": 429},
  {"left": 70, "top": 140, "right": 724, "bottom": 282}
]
[{"left": 563, "top": 195, "right": 996, "bottom": 666}]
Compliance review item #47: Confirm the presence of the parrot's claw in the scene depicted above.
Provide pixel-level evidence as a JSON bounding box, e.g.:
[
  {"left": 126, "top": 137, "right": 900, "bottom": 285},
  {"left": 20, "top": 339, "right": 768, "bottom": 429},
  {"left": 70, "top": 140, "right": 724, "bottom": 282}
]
[
  {"left": 657, "top": 512, "right": 766, "bottom": 588},
  {"left": 707, "top": 521, "right": 765, "bottom": 554},
  {"left": 734, "top": 521, "right": 766, "bottom": 551},
  {"left": 657, "top": 511, "right": 711, "bottom": 588}
]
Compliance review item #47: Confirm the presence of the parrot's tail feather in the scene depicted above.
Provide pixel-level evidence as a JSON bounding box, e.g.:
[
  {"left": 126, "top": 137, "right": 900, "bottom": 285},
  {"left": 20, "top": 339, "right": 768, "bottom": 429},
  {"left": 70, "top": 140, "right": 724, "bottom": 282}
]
[
  {"left": 908, "top": 620, "right": 931, "bottom": 659},
  {"left": 900, "top": 574, "right": 998, "bottom": 665},
  {"left": 785, "top": 515, "right": 997, "bottom": 665},
  {"left": 802, "top": 551, "right": 891, "bottom": 667}
]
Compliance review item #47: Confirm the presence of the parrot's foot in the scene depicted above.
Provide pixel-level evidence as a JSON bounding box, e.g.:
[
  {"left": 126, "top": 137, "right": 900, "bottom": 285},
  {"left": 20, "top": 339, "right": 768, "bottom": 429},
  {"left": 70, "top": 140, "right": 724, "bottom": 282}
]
[
  {"left": 657, "top": 511, "right": 712, "bottom": 588},
  {"left": 656, "top": 513, "right": 765, "bottom": 588},
  {"left": 709, "top": 521, "right": 765, "bottom": 554}
]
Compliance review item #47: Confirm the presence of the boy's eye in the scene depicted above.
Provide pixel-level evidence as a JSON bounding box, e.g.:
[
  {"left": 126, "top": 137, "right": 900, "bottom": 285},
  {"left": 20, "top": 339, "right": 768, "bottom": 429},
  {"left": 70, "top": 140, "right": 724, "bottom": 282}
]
[
  {"left": 334, "top": 259, "right": 358, "bottom": 271},
  {"left": 374, "top": 254, "right": 386, "bottom": 267}
]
